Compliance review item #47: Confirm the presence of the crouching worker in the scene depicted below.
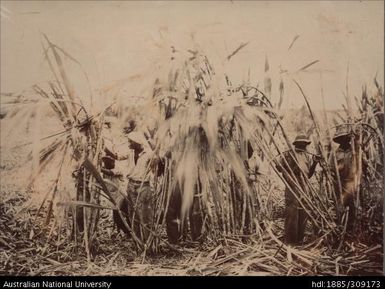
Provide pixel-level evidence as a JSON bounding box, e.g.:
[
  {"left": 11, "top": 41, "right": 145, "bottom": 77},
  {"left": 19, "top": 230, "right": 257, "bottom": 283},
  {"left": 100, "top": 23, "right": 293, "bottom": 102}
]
[{"left": 276, "top": 134, "right": 318, "bottom": 245}]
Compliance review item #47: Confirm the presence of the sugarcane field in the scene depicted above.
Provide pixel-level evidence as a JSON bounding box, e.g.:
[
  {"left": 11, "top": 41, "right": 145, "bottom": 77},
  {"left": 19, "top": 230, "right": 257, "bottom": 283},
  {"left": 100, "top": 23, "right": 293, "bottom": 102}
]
[{"left": 0, "top": 1, "right": 384, "bottom": 277}]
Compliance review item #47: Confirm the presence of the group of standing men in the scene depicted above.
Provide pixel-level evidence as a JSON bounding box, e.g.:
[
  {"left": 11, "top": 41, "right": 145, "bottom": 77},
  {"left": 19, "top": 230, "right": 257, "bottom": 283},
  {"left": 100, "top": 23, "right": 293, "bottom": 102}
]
[
  {"left": 99, "top": 117, "right": 365, "bottom": 247},
  {"left": 277, "top": 124, "right": 365, "bottom": 245}
]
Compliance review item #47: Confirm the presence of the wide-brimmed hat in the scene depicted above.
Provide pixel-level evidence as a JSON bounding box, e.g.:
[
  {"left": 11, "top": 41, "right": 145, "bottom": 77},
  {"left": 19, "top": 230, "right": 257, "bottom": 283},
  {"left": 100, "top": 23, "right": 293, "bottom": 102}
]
[
  {"left": 126, "top": 131, "right": 146, "bottom": 145},
  {"left": 292, "top": 134, "right": 311, "bottom": 146},
  {"left": 333, "top": 124, "right": 353, "bottom": 144}
]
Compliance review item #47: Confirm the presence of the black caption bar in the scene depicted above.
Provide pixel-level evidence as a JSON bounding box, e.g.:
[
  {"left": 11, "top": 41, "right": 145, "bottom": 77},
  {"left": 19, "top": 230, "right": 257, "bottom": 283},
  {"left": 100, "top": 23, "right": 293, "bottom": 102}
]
[{"left": 0, "top": 276, "right": 384, "bottom": 289}]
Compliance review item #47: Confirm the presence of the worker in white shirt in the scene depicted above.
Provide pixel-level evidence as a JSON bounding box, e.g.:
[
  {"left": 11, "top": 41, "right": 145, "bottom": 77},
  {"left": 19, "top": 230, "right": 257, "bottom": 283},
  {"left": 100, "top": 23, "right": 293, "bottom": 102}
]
[{"left": 112, "top": 129, "right": 157, "bottom": 243}]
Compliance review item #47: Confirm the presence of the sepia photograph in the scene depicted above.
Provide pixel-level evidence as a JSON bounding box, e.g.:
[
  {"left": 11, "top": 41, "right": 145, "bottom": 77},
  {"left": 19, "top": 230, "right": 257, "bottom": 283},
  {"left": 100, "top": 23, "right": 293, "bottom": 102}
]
[{"left": 0, "top": 1, "right": 384, "bottom": 278}]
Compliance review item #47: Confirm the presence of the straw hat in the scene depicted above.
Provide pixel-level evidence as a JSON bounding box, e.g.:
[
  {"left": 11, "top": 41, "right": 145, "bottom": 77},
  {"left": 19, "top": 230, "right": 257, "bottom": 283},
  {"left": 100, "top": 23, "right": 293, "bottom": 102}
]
[
  {"left": 126, "top": 131, "right": 147, "bottom": 146},
  {"left": 333, "top": 124, "right": 353, "bottom": 144},
  {"left": 292, "top": 134, "right": 311, "bottom": 146}
]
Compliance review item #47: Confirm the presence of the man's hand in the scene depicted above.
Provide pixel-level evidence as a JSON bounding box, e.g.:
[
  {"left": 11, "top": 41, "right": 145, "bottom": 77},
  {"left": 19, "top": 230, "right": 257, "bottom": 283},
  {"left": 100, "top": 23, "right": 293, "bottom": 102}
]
[
  {"left": 112, "top": 168, "right": 123, "bottom": 177},
  {"left": 248, "top": 173, "right": 256, "bottom": 182},
  {"left": 111, "top": 169, "right": 124, "bottom": 181}
]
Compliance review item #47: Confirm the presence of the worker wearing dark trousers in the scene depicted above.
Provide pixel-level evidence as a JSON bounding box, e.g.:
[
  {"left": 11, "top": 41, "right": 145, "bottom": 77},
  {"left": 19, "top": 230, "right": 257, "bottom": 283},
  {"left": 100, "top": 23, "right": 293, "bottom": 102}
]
[{"left": 277, "top": 134, "right": 318, "bottom": 245}]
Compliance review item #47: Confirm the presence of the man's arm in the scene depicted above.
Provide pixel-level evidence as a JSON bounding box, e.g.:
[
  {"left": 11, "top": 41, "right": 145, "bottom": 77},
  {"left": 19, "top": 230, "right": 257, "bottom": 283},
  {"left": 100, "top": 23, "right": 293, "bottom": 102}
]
[
  {"left": 116, "top": 154, "right": 129, "bottom": 161},
  {"left": 308, "top": 156, "right": 319, "bottom": 178}
]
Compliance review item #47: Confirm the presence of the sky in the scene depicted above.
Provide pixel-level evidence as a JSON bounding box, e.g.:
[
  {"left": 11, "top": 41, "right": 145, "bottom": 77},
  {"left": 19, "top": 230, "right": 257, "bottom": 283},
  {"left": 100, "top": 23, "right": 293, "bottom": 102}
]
[{"left": 1, "top": 1, "right": 384, "bottom": 110}]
